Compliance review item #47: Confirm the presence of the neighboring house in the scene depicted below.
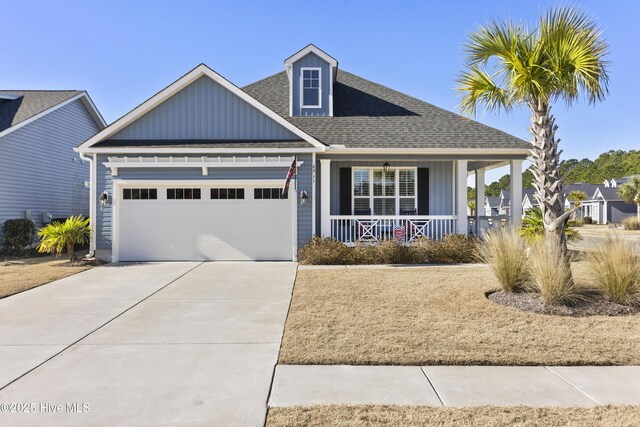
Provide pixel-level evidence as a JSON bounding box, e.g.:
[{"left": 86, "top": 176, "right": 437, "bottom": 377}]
[
  {"left": 521, "top": 189, "right": 538, "bottom": 213},
  {"left": 604, "top": 177, "right": 630, "bottom": 188},
  {"left": 0, "top": 90, "right": 105, "bottom": 247},
  {"left": 580, "top": 177, "right": 638, "bottom": 224},
  {"left": 563, "top": 183, "right": 599, "bottom": 219},
  {"left": 484, "top": 196, "right": 501, "bottom": 216},
  {"left": 76, "top": 44, "right": 529, "bottom": 262}
]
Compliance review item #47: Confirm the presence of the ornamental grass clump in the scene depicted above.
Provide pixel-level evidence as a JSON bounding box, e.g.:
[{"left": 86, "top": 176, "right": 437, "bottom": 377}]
[
  {"left": 622, "top": 216, "right": 640, "bottom": 231},
  {"left": 529, "top": 242, "right": 593, "bottom": 306},
  {"left": 588, "top": 235, "right": 640, "bottom": 306},
  {"left": 477, "top": 228, "right": 529, "bottom": 292}
]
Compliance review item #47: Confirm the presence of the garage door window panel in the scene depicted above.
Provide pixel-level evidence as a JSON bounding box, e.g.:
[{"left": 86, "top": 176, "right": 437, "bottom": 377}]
[
  {"left": 123, "top": 188, "right": 158, "bottom": 200},
  {"left": 254, "top": 188, "right": 287, "bottom": 200},
  {"left": 167, "top": 188, "right": 201, "bottom": 200},
  {"left": 211, "top": 188, "right": 245, "bottom": 200}
]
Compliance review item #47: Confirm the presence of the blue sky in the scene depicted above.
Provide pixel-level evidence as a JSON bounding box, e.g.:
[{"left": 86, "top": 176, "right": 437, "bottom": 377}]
[{"left": 2, "top": 0, "right": 638, "bottom": 182}]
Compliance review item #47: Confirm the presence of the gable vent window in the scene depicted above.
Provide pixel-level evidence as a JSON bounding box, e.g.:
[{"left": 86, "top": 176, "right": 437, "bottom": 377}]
[
  {"left": 301, "top": 68, "right": 321, "bottom": 108},
  {"left": 123, "top": 188, "right": 157, "bottom": 200},
  {"left": 167, "top": 188, "right": 201, "bottom": 200}
]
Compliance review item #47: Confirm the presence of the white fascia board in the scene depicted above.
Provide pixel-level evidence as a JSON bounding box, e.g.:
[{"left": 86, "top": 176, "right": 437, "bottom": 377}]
[
  {"left": 77, "top": 64, "right": 327, "bottom": 152},
  {"left": 284, "top": 44, "right": 338, "bottom": 68},
  {"left": 0, "top": 92, "right": 102, "bottom": 139},
  {"left": 79, "top": 92, "right": 107, "bottom": 129},
  {"left": 77, "top": 146, "right": 324, "bottom": 154},
  {"left": 323, "top": 147, "right": 531, "bottom": 156}
]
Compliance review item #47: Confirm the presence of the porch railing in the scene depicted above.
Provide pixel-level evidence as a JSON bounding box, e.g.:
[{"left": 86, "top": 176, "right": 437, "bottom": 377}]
[{"left": 330, "top": 215, "right": 457, "bottom": 244}]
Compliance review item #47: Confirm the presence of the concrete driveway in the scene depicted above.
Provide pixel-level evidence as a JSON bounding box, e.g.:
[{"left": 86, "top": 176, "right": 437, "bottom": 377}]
[{"left": 0, "top": 262, "right": 296, "bottom": 426}]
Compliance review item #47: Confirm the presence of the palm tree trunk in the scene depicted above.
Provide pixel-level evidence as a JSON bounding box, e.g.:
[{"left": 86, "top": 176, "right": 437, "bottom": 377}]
[{"left": 528, "top": 100, "right": 574, "bottom": 256}]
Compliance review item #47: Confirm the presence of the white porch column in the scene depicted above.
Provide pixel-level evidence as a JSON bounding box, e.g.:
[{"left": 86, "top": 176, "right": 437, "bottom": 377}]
[
  {"left": 455, "top": 160, "right": 468, "bottom": 234},
  {"left": 475, "top": 169, "right": 485, "bottom": 219},
  {"left": 510, "top": 160, "right": 523, "bottom": 227},
  {"left": 320, "top": 159, "right": 331, "bottom": 237}
]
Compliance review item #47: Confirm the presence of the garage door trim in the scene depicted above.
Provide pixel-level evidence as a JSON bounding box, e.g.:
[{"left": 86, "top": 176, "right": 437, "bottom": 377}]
[{"left": 111, "top": 178, "right": 297, "bottom": 262}]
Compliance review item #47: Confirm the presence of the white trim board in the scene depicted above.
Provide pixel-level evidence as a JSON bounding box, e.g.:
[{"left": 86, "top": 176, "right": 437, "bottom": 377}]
[
  {"left": 285, "top": 44, "right": 338, "bottom": 68},
  {"left": 77, "top": 64, "right": 327, "bottom": 153},
  {"left": 103, "top": 156, "right": 303, "bottom": 176},
  {"left": 0, "top": 92, "right": 106, "bottom": 139}
]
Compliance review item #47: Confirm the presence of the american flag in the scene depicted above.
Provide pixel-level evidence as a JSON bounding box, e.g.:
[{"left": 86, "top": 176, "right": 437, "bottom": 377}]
[{"left": 281, "top": 155, "right": 297, "bottom": 199}]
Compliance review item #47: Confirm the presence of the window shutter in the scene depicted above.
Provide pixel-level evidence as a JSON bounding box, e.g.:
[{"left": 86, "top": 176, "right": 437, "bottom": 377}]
[
  {"left": 417, "top": 168, "right": 429, "bottom": 215},
  {"left": 339, "top": 167, "right": 352, "bottom": 215}
]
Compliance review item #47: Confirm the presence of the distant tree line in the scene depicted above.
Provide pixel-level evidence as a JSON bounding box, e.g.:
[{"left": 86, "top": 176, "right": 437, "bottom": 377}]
[{"left": 480, "top": 150, "right": 640, "bottom": 197}]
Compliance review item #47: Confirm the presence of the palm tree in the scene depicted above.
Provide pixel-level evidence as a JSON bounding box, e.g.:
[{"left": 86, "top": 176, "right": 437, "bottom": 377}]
[
  {"left": 619, "top": 175, "right": 640, "bottom": 222},
  {"left": 457, "top": 7, "right": 609, "bottom": 255}
]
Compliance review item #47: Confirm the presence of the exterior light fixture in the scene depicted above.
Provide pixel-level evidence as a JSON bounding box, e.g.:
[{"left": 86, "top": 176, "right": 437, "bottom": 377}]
[
  {"left": 383, "top": 162, "right": 391, "bottom": 174},
  {"left": 299, "top": 190, "right": 308, "bottom": 205},
  {"left": 99, "top": 192, "right": 109, "bottom": 206}
]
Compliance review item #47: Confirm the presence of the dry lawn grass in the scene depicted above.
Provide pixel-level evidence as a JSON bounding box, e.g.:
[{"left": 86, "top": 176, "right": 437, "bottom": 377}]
[
  {"left": 0, "top": 255, "right": 91, "bottom": 299},
  {"left": 267, "top": 405, "right": 640, "bottom": 427},
  {"left": 279, "top": 264, "right": 640, "bottom": 365}
]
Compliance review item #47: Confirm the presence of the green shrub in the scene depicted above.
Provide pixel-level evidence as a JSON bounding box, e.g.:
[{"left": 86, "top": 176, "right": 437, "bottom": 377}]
[
  {"left": 37, "top": 216, "right": 90, "bottom": 261},
  {"left": 520, "top": 207, "right": 581, "bottom": 241},
  {"left": 529, "top": 241, "right": 593, "bottom": 306},
  {"left": 588, "top": 235, "right": 640, "bottom": 305},
  {"left": 622, "top": 216, "right": 640, "bottom": 231},
  {"left": 582, "top": 216, "right": 593, "bottom": 224},
  {"left": 477, "top": 228, "right": 529, "bottom": 292},
  {"left": 298, "top": 237, "right": 352, "bottom": 265},
  {"left": 2, "top": 219, "right": 35, "bottom": 256}
]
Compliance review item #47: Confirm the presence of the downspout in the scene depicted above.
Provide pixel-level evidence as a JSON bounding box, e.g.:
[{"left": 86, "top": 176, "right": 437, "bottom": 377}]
[{"left": 79, "top": 152, "right": 96, "bottom": 257}]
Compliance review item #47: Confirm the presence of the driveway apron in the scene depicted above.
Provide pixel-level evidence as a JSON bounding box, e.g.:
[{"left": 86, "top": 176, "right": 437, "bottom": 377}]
[{"left": 0, "top": 262, "right": 296, "bottom": 426}]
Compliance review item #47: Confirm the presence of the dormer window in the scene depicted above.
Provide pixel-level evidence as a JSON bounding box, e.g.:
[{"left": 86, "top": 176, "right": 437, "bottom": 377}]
[{"left": 301, "top": 67, "right": 321, "bottom": 108}]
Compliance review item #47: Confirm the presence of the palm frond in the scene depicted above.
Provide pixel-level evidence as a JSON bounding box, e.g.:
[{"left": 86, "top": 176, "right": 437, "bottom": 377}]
[
  {"left": 457, "top": 64, "right": 512, "bottom": 116},
  {"left": 540, "top": 7, "right": 610, "bottom": 105}
]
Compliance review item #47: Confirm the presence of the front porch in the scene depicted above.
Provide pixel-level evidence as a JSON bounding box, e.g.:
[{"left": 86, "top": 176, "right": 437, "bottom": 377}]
[{"left": 317, "top": 157, "right": 524, "bottom": 244}]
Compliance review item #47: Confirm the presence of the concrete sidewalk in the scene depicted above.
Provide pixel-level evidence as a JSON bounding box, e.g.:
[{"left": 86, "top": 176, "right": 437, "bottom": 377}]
[{"left": 269, "top": 365, "right": 640, "bottom": 408}]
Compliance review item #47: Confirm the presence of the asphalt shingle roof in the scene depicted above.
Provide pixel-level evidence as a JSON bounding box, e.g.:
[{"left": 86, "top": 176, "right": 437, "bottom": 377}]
[
  {"left": 243, "top": 70, "right": 529, "bottom": 150},
  {"left": 596, "top": 187, "right": 624, "bottom": 201},
  {"left": 564, "top": 183, "right": 600, "bottom": 199},
  {"left": 0, "top": 90, "right": 82, "bottom": 133}
]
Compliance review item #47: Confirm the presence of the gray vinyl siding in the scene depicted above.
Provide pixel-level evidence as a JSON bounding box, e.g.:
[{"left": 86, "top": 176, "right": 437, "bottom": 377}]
[
  {"left": 111, "top": 76, "right": 298, "bottom": 141},
  {"left": 608, "top": 201, "right": 637, "bottom": 223},
  {"left": 315, "top": 160, "right": 453, "bottom": 233},
  {"left": 291, "top": 53, "right": 331, "bottom": 116},
  {"left": 0, "top": 99, "right": 99, "bottom": 247},
  {"left": 95, "top": 153, "right": 313, "bottom": 254}
]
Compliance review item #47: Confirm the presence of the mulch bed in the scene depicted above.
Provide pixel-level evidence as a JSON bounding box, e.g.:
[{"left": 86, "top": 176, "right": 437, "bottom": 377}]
[{"left": 488, "top": 291, "right": 640, "bottom": 317}]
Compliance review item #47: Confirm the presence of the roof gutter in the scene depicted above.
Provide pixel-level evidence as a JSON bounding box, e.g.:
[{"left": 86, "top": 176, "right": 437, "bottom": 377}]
[{"left": 324, "top": 146, "right": 531, "bottom": 156}]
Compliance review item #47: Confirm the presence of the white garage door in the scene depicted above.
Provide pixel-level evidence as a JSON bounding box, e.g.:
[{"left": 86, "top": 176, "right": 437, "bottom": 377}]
[{"left": 116, "top": 183, "right": 294, "bottom": 261}]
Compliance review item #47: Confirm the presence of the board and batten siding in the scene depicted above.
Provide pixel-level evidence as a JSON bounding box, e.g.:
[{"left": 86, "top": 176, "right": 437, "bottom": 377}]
[
  {"left": 291, "top": 52, "right": 331, "bottom": 117},
  {"left": 0, "top": 99, "right": 100, "bottom": 247},
  {"left": 110, "top": 76, "right": 299, "bottom": 141},
  {"left": 95, "top": 153, "right": 313, "bottom": 258},
  {"left": 319, "top": 160, "right": 453, "bottom": 229}
]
